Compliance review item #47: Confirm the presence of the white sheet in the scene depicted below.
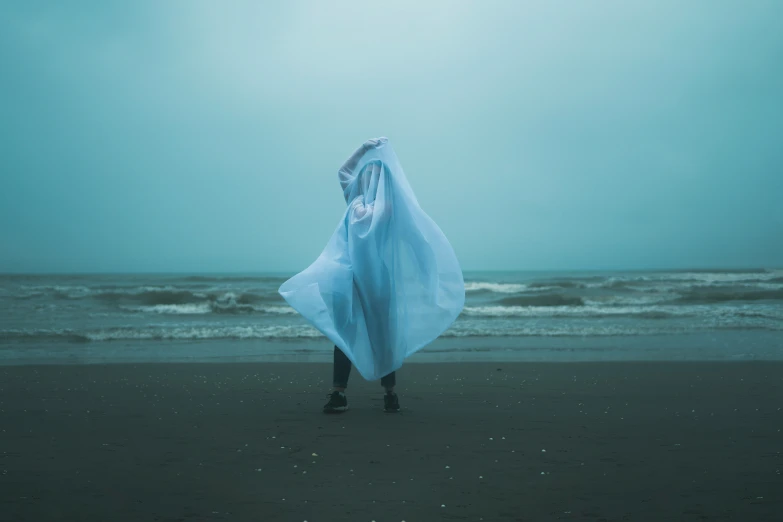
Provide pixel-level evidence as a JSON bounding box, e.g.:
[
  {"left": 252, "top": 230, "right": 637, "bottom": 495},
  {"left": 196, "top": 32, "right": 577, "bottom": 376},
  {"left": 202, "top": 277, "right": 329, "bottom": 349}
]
[{"left": 279, "top": 138, "right": 464, "bottom": 380}]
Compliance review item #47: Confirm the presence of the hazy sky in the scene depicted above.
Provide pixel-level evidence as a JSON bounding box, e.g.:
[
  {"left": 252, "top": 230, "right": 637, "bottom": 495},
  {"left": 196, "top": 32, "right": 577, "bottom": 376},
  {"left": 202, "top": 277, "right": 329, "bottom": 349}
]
[{"left": 1, "top": 1, "right": 781, "bottom": 273}]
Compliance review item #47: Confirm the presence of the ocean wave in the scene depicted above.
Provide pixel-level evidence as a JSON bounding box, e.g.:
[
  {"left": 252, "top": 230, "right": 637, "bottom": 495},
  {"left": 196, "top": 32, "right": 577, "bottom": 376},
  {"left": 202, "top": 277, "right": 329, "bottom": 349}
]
[
  {"left": 12, "top": 291, "right": 46, "bottom": 300},
  {"left": 463, "top": 305, "right": 679, "bottom": 319},
  {"left": 95, "top": 288, "right": 201, "bottom": 304},
  {"left": 178, "top": 275, "right": 287, "bottom": 283},
  {"left": 498, "top": 294, "right": 585, "bottom": 307},
  {"left": 129, "top": 303, "right": 213, "bottom": 315},
  {"left": 83, "top": 325, "right": 322, "bottom": 341},
  {"left": 465, "top": 280, "right": 588, "bottom": 293},
  {"left": 443, "top": 322, "right": 783, "bottom": 337},
  {"left": 126, "top": 303, "right": 297, "bottom": 315},
  {"left": 462, "top": 304, "right": 783, "bottom": 321},
  {"left": 603, "top": 271, "right": 783, "bottom": 286},
  {"left": 597, "top": 279, "right": 635, "bottom": 290},
  {"left": 7, "top": 283, "right": 289, "bottom": 315},
  {"left": 95, "top": 288, "right": 281, "bottom": 308},
  {"left": 0, "top": 329, "right": 92, "bottom": 343},
  {"left": 462, "top": 275, "right": 783, "bottom": 299},
  {"left": 13, "top": 285, "right": 92, "bottom": 300},
  {"left": 4, "top": 313, "right": 782, "bottom": 343},
  {"left": 582, "top": 294, "right": 675, "bottom": 306},
  {"left": 528, "top": 280, "right": 586, "bottom": 290},
  {"left": 11, "top": 284, "right": 282, "bottom": 304},
  {"left": 675, "top": 287, "right": 783, "bottom": 304},
  {"left": 443, "top": 324, "right": 669, "bottom": 337},
  {"left": 465, "top": 282, "right": 528, "bottom": 293},
  {"left": 0, "top": 325, "right": 322, "bottom": 343}
]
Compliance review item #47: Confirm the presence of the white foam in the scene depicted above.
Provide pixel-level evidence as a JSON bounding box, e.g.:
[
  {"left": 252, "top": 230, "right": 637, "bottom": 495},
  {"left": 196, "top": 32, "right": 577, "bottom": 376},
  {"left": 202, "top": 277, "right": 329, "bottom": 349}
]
[
  {"left": 465, "top": 282, "right": 528, "bottom": 293},
  {"left": 256, "top": 306, "right": 298, "bottom": 315},
  {"left": 660, "top": 271, "right": 783, "bottom": 283},
  {"left": 582, "top": 294, "right": 674, "bottom": 306},
  {"left": 125, "top": 303, "right": 296, "bottom": 315},
  {"left": 134, "top": 303, "right": 212, "bottom": 315},
  {"left": 462, "top": 304, "right": 783, "bottom": 320},
  {"left": 83, "top": 325, "right": 322, "bottom": 341},
  {"left": 442, "top": 324, "right": 662, "bottom": 337}
]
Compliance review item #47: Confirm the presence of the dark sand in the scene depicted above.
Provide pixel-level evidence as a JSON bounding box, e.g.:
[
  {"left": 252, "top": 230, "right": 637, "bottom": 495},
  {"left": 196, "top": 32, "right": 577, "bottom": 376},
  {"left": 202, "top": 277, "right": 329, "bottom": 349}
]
[{"left": 1, "top": 362, "right": 781, "bottom": 521}]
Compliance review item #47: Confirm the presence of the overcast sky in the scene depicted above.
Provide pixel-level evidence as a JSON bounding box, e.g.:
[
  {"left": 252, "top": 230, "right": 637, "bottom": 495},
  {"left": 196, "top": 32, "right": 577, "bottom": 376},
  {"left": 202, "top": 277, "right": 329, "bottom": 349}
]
[{"left": 1, "top": 1, "right": 781, "bottom": 273}]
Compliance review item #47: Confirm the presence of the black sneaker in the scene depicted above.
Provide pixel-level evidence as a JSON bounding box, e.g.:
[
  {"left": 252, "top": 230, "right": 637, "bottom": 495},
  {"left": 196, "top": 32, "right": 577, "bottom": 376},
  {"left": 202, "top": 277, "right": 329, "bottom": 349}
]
[
  {"left": 323, "top": 391, "right": 348, "bottom": 413},
  {"left": 383, "top": 392, "right": 400, "bottom": 413}
]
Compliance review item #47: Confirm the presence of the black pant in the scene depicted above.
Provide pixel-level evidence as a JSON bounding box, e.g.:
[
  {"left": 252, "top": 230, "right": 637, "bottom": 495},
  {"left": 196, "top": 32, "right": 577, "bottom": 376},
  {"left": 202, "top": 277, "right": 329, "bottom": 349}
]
[{"left": 332, "top": 346, "right": 396, "bottom": 389}]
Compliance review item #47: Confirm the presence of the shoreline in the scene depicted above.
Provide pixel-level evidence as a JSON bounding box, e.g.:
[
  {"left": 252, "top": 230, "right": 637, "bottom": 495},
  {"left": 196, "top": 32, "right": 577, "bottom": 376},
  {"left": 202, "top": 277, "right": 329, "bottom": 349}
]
[{"left": 2, "top": 330, "right": 782, "bottom": 366}]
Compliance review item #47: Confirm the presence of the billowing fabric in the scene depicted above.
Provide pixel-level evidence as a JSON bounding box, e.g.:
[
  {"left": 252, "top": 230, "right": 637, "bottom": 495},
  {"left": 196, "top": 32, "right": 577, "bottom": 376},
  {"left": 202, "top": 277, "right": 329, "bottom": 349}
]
[{"left": 279, "top": 138, "right": 465, "bottom": 381}]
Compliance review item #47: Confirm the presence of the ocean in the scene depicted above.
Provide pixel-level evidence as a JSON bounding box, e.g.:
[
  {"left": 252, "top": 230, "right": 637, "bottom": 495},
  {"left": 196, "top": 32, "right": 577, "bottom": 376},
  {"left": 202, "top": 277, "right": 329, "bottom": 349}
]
[{"left": 1, "top": 269, "right": 782, "bottom": 364}]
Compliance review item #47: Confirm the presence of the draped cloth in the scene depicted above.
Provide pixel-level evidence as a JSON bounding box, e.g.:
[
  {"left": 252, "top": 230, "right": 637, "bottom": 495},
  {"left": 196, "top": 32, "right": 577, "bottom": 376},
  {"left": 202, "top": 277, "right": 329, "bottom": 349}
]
[{"left": 279, "top": 138, "right": 465, "bottom": 381}]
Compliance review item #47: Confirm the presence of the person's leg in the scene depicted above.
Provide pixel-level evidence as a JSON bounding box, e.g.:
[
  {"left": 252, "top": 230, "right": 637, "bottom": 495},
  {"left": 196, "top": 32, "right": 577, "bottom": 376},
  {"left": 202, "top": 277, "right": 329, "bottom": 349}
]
[
  {"left": 380, "top": 371, "right": 396, "bottom": 392},
  {"left": 381, "top": 371, "right": 400, "bottom": 412},
  {"left": 324, "top": 346, "right": 351, "bottom": 413},
  {"left": 332, "top": 346, "right": 352, "bottom": 392}
]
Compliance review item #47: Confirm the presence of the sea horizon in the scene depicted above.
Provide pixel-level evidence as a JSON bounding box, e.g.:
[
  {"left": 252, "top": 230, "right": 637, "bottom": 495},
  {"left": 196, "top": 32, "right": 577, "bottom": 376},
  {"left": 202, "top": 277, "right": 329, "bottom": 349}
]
[{"left": 2, "top": 266, "right": 781, "bottom": 276}]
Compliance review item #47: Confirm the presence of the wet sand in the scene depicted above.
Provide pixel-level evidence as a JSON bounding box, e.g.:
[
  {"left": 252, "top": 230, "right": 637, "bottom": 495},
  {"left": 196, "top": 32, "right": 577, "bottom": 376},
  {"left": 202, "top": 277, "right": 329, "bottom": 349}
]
[{"left": 1, "top": 362, "right": 781, "bottom": 521}]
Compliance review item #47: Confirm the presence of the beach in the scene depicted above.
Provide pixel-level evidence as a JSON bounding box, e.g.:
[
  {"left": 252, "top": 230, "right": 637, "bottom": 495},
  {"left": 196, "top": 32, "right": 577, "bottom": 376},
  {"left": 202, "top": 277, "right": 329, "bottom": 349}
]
[{"left": 1, "top": 361, "right": 781, "bottom": 521}]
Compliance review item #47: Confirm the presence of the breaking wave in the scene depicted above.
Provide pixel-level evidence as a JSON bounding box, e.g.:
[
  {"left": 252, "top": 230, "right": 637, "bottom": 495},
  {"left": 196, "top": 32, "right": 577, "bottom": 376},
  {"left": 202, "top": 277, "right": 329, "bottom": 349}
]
[
  {"left": 126, "top": 303, "right": 297, "bottom": 315},
  {"left": 0, "top": 325, "right": 323, "bottom": 342},
  {"left": 465, "top": 282, "right": 528, "bottom": 293},
  {"left": 675, "top": 288, "right": 783, "bottom": 304},
  {"left": 463, "top": 304, "right": 783, "bottom": 321},
  {"left": 498, "top": 294, "right": 585, "bottom": 307}
]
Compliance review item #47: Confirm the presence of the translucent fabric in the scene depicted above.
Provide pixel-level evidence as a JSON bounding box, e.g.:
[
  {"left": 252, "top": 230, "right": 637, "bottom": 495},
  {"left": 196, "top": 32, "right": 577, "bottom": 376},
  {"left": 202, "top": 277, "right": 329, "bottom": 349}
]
[{"left": 279, "top": 138, "right": 465, "bottom": 381}]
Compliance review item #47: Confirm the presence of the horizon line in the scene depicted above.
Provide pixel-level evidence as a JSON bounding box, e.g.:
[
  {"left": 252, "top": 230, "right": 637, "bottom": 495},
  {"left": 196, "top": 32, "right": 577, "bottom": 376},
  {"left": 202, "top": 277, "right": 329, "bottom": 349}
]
[{"left": 0, "top": 266, "right": 779, "bottom": 276}]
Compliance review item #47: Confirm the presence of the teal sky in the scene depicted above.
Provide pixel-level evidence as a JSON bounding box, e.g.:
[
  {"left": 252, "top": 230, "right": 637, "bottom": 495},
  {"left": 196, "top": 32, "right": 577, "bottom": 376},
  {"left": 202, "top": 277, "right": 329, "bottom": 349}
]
[{"left": 1, "top": 1, "right": 781, "bottom": 273}]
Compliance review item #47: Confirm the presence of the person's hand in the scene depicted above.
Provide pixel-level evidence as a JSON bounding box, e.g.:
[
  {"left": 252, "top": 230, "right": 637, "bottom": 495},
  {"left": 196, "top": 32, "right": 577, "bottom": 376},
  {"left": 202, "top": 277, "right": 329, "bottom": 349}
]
[{"left": 363, "top": 137, "right": 388, "bottom": 149}]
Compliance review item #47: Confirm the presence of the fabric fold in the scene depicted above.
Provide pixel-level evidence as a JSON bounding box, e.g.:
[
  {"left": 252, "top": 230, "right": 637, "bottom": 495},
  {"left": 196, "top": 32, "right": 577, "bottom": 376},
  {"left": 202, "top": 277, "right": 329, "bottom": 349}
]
[{"left": 279, "top": 138, "right": 464, "bottom": 380}]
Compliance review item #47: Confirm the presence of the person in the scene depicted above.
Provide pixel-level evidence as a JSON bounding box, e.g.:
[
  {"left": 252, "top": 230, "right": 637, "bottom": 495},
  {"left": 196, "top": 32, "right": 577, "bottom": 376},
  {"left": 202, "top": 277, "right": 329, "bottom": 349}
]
[
  {"left": 324, "top": 138, "right": 400, "bottom": 413},
  {"left": 278, "top": 137, "right": 464, "bottom": 415}
]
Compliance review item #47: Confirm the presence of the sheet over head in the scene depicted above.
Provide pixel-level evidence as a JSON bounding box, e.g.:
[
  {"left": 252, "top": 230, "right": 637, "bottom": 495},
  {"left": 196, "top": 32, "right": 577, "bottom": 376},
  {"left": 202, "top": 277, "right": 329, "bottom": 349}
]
[{"left": 279, "top": 138, "right": 465, "bottom": 380}]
